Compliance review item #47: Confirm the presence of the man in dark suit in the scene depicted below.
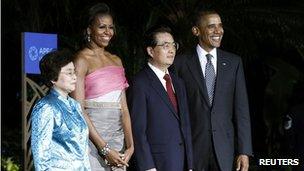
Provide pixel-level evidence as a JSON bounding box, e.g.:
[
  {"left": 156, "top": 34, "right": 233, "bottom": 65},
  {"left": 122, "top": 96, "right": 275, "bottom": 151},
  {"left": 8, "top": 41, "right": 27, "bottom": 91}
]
[
  {"left": 172, "top": 9, "right": 253, "bottom": 171},
  {"left": 128, "top": 25, "right": 193, "bottom": 171}
]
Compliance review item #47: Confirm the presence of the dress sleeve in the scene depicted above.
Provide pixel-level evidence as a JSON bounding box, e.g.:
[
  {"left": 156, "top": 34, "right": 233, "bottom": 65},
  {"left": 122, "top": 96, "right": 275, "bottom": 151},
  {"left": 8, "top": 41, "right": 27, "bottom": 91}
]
[{"left": 31, "top": 101, "right": 55, "bottom": 171}]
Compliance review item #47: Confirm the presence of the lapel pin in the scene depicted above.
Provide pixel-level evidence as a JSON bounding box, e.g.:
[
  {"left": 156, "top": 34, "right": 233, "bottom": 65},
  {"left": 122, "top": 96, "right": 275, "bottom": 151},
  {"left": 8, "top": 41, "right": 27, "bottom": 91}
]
[{"left": 222, "top": 62, "right": 226, "bottom": 66}]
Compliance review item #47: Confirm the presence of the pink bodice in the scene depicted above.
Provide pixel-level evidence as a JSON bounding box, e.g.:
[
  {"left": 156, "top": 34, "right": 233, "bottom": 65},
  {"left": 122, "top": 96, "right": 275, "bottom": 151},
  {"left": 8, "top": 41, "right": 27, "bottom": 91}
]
[{"left": 85, "top": 66, "right": 129, "bottom": 99}]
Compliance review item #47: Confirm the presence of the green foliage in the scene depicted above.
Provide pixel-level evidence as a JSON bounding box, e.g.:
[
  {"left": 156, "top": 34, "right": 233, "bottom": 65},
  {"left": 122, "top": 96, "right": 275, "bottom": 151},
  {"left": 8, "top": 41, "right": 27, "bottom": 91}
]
[
  {"left": 1, "top": 157, "right": 20, "bottom": 171},
  {"left": 1, "top": 126, "right": 23, "bottom": 170}
]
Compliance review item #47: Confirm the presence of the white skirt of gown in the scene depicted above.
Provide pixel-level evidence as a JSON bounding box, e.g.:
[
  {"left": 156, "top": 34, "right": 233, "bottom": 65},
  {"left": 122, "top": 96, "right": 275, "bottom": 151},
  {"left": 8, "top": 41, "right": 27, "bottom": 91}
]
[{"left": 85, "top": 90, "right": 126, "bottom": 171}]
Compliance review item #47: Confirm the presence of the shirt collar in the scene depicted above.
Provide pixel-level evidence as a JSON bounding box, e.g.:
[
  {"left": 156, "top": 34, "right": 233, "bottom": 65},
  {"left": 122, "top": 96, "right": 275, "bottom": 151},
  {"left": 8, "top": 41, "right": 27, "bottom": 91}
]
[
  {"left": 148, "top": 62, "right": 168, "bottom": 80},
  {"left": 196, "top": 44, "right": 217, "bottom": 60},
  {"left": 50, "top": 88, "right": 72, "bottom": 106}
]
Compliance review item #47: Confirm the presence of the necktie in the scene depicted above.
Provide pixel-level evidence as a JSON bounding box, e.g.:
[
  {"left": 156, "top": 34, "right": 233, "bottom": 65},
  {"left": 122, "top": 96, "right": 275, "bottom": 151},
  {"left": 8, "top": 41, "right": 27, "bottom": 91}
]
[
  {"left": 163, "top": 74, "right": 178, "bottom": 112},
  {"left": 205, "top": 54, "right": 216, "bottom": 105}
]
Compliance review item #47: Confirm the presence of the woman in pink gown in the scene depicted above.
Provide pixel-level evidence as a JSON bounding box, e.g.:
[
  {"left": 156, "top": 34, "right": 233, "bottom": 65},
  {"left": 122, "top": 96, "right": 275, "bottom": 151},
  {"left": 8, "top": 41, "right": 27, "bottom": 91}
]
[{"left": 71, "top": 3, "right": 134, "bottom": 171}]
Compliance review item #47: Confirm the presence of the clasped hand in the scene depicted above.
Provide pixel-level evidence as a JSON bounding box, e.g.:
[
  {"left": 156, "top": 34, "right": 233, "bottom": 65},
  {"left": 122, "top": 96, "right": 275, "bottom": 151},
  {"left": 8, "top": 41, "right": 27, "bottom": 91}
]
[{"left": 103, "top": 147, "right": 133, "bottom": 168}]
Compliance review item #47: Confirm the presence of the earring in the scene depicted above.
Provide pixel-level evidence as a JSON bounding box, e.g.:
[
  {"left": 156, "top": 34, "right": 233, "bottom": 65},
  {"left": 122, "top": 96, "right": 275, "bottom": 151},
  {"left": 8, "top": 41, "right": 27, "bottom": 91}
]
[{"left": 87, "top": 34, "right": 91, "bottom": 42}]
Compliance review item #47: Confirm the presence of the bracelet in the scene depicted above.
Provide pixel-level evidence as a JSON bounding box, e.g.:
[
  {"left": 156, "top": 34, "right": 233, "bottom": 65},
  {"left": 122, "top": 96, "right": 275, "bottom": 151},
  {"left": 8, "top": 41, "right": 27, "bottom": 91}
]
[{"left": 98, "top": 143, "right": 111, "bottom": 156}]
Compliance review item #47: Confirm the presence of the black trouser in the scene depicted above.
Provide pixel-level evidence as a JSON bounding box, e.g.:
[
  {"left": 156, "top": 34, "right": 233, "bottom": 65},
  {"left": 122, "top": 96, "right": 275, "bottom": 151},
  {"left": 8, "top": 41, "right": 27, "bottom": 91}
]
[{"left": 201, "top": 138, "right": 221, "bottom": 171}]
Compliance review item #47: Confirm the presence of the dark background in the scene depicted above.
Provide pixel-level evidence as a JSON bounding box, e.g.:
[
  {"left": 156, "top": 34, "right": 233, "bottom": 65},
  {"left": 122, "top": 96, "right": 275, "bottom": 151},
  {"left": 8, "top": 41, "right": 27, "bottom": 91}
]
[{"left": 2, "top": 0, "right": 304, "bottom": 170}]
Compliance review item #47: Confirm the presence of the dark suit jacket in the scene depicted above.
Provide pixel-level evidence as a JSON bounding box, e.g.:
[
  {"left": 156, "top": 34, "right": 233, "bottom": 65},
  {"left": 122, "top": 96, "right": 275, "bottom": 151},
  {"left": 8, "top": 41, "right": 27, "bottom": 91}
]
[
  {"left": 128, "top": 65, "right": 193, "bottom": 171},
  {"left": 172, "top": 48, "right": 253, "bottom": 171}
]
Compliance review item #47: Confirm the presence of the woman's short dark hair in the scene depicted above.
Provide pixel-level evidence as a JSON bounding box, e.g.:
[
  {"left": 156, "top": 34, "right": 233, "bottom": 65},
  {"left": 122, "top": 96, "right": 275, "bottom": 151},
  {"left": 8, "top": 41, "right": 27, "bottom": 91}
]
[
  {"left": 86, "top": 3, "right": 113, "bottom": 27},
  {"left": 83, "top": 3, "right": 114, "bottom": 42},
  {"left": 39, "top": 49, "right": 74, "bottom": 87},
  {"left": 144, "top": 25, "right": 173, "bottom": 48}
]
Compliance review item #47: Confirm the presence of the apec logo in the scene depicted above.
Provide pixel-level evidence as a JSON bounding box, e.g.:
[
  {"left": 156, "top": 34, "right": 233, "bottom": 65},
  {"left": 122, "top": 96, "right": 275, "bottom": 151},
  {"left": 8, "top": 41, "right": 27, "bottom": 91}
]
[
  {"left": 23, "top": 32, "right": 57, "bottom": 74},
  {"left": 28, "top": 46, "right": 54, "bottom": 61},
  {"left": 28, "top": 46, "right": 38, "bottom": 61}
]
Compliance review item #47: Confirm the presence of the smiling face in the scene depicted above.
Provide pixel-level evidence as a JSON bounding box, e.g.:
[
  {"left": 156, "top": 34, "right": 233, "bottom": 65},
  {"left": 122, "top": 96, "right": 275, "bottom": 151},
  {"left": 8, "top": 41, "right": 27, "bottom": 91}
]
[
  {"left": 147, "top": 32, "right": 176, "bottom": 72},
  {"left": 52, "top": 62, "right": 77, "bottom": 97},
  {"left": 87, "top": 14, "right": 114, "bottom": 48},
  {"left": 192, "top": 13, "right": 224, "bottom": 52}
]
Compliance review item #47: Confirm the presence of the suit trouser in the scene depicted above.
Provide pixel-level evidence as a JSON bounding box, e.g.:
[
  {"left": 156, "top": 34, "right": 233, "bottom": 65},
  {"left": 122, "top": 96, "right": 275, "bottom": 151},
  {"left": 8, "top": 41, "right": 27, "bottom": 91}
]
[{"left": 201, "top": 137, "right": 221, "bottom": 171}]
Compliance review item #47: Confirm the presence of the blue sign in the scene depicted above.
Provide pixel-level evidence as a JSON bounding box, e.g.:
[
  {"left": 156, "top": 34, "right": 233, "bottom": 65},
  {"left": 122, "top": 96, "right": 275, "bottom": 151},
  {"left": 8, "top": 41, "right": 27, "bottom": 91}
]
[{"left": 23, "top": 32, "right": 57, "bottom": 74}]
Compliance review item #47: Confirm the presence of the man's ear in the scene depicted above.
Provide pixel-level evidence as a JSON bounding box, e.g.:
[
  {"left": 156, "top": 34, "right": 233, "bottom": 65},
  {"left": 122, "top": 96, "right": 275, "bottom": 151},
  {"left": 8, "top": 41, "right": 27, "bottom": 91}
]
[
  {"left": 147, "top": 47, "right": 154, "bottom": 58},
  {"left": 192, "top": 26, "right": 199, "bottom": 36}
]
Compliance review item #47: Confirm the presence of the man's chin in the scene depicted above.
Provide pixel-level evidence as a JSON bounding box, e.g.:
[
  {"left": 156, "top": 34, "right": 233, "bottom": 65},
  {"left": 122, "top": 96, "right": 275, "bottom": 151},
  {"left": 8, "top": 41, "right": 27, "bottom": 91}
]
[
  {"left": 166, "top": 61, "right": 174, "bottom": 66},
  {"left": 211, "top": 43, "right": 221, "bottom": 48}
]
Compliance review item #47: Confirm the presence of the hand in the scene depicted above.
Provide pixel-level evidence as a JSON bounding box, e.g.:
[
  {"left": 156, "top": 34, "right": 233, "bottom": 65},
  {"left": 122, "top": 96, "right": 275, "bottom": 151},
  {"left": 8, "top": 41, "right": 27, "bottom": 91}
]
[
  {"left": 146, "top": 168, "right": 157, "bottom": 171},
  {"left": 236, "top": 154, "right": 249, "bottom": 171},
  {"left": 105, "top": 149, "right": 129, "bottom": 167},
  {"left": 122, "top": 146, "right": 134, "bottom": 163},
  {"left": 122, "top": 146, "right": 134, "bottom": 164}
]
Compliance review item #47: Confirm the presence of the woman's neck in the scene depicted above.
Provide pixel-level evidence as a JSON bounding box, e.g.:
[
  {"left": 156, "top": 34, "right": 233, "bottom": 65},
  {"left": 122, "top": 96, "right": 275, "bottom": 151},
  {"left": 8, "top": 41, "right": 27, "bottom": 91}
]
[
  {"left": 87, "top": 42, "right": 106, "bottom": 53},
  {"left": 53, "top": 86, "right": 68, "bottom": 99}
]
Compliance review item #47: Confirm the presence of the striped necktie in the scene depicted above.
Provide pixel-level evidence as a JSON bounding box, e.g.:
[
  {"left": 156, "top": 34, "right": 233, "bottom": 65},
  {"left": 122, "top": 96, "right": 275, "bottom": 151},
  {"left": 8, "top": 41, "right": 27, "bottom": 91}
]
[{"left": 205, "top": 54, "right": 216, "bottom": 105}]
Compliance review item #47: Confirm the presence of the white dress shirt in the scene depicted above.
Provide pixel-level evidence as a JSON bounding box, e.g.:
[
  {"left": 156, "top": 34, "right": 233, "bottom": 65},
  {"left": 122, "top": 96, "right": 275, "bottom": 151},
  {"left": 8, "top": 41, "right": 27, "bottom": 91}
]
[
  {"left": 148, "top": 62, "right": 175, "bottom": 92},
  {"left": 196, "top": 44, "right": 217, "bottom": 77}
]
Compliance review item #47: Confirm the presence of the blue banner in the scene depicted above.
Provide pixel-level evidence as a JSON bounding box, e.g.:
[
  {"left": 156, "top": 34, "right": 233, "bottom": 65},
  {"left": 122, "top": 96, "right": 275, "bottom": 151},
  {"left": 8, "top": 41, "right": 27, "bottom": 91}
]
[{"left": 23, "top": 32, "right": 57, "bottom": 74}]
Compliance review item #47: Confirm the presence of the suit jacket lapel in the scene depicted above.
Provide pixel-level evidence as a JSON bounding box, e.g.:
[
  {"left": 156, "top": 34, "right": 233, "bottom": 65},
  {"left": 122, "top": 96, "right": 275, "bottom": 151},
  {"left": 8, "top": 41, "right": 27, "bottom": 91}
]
[
  {"left": 145, "top": 66, "right": 180, "bottom": 120},
  {"left": 186, "top": 50, "right": 210, "bottom": 107},
  {"left": 213, "top": 49, "right": 230, "bottom": 106}
]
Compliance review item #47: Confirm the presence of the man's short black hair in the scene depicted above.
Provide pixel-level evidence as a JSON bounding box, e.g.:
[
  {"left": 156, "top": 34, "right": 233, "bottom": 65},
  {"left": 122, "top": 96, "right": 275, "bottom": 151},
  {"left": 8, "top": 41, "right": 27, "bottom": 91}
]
[
  {"left": 192, "top": 7, "right": 220, "bottom": 26},
  {"left": 144, "top": 25, "right": 173, "bottom": 48}
]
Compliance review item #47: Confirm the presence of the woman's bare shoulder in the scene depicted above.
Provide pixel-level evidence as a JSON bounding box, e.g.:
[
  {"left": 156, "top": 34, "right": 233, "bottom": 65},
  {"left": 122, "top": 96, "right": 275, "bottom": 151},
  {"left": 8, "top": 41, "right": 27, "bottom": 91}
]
[
  {"left": 75, "top": 49, "right": 94, "bottom": 63},
  {"left": 74, "top": 49, "right": 94, "bottom": 73},
  {"left": 105, "top": 51, "right": 123, "bottom": 66}
]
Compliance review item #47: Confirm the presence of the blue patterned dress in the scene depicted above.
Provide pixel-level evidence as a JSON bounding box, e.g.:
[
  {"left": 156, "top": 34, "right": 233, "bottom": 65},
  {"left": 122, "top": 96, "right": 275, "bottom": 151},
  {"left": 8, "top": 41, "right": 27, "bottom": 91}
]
[{"left": 31, "top": 89, "right": 91, "bottom": 171}]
